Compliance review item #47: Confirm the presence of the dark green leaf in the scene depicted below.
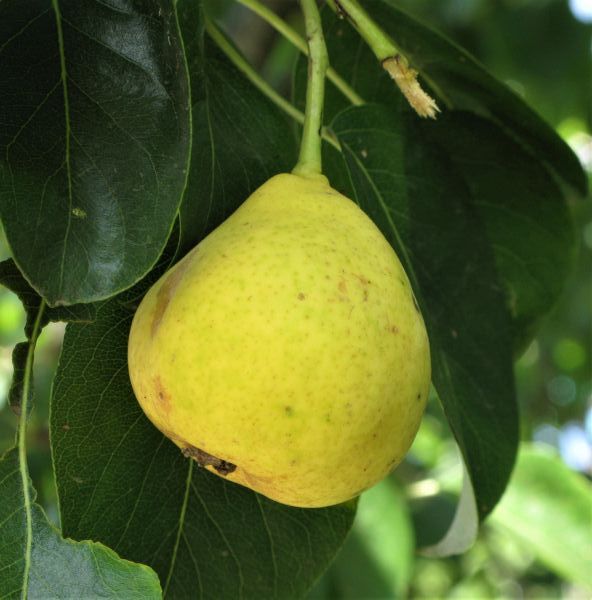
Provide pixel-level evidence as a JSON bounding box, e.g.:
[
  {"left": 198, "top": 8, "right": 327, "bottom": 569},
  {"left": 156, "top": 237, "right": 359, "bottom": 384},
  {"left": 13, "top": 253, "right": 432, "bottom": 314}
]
[
  {"left": 0, "top": 0, "right": 191, "bottom": 306},
  {"left": 331, "top": 104, "right": 517, "bottom": 527},
  {"left": 424, "top": 113, "right": 576, "bottom": 350},
  {"left": 176, "top": 0, "right": 298, "bottom": 254},
  {"left": 0, "top": 448, "right": 162, "bottom": 599},
  {"left": 491, "top": 445, "right": 592, "bottom": 588},
  {"left": 329, "top": 0, "right": 588, "bottom": 196},
  {"left": 51, "top": 292, "right": 355, "bottom": 599},
  {"left": 0, "top": 449, "right": 24, "bottom": 597}
]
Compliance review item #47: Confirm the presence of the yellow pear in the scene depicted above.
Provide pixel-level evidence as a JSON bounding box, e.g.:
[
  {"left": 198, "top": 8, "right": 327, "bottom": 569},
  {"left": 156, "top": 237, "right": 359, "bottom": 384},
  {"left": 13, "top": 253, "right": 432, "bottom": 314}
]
[{"left": 128, "top": 173, "right": 430, "bottom": 508}]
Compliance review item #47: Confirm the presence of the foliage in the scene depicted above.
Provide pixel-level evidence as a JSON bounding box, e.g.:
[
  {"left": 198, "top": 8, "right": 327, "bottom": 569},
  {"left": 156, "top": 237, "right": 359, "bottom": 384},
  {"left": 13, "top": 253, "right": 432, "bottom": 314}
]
[{"left": 0, "top": 0, "right": 589, "bottom": 597}]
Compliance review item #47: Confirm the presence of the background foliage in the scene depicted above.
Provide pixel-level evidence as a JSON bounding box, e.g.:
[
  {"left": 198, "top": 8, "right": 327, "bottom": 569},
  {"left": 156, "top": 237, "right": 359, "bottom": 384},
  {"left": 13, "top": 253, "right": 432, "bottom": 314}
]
[{"left": 0, "top": 0, "right": 590, "bottom": 598}]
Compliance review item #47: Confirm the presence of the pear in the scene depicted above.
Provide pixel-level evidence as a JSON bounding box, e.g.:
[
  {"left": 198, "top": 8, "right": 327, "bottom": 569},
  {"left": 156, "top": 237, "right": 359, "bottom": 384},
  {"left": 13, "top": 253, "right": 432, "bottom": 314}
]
[{"left": 128, "top": 173, "right": 430, "bottom": 508}]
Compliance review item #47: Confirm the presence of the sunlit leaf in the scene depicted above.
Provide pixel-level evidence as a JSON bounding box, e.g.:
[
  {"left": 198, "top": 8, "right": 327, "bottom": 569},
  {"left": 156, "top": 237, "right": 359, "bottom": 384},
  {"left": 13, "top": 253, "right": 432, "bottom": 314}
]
[
  {"left": 491, "top": 444, "right": 592, "bottom": 588},
  {"left": 0, "top": 448, "right": 162, "bottom": 599}
]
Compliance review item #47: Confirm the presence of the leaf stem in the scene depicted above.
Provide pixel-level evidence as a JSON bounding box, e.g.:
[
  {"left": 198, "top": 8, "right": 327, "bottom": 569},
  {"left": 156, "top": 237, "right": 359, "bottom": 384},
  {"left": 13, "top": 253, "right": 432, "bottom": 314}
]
[
  {"left": 292, "top": 0, "right": 329, "bottom": 178},
  {"left": 328, "top": 0, "right": 398, "bottom": 59},
  {"left": 163, "top": 459, "right": 193, "bottom": 596},
  {"left": 18, "top": 300, "right": 46, "bottom": 599},
  {"left": 204, "top": 18, "right": 303, "bottom": 126},
  {"left": 204, "top": 18, "right": 340, "bottom": 151},
  {"left": 234, "top": 0, "right": 363, "bottom": 106},
  {"left": 327, "top": 0, "right": 439, "bottom": 118}
]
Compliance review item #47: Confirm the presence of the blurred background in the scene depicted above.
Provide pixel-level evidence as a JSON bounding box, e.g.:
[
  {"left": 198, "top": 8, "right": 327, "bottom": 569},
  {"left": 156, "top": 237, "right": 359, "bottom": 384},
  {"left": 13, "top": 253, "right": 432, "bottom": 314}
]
[{"left": 1, "top": 0, "right": 590, "bottom": 598}]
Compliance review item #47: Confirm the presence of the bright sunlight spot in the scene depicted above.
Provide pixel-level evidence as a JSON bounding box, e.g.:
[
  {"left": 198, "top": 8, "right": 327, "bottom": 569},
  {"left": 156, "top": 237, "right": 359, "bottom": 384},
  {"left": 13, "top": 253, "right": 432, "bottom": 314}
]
[{"left": 569, "top": 0, "right": 592, "bottom": 23}]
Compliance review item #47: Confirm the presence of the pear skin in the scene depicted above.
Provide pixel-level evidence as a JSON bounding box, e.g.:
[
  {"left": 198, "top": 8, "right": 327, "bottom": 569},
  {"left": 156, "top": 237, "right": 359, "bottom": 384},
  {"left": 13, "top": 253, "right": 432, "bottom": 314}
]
[{"left": 128, "top": 173, "right": 430, "bottom": 508}]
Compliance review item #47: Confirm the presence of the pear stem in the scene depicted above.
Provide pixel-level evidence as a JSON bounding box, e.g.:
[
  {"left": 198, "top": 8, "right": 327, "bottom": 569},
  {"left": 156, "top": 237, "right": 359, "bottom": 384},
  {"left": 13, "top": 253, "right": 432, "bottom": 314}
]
[
  {"left": 327, "top": 0, "right": 439, "bottom": 118},
  {"left": 292, "top": 0, "right": 328, "bottom": 178},
  {"left": 204, "top": 19, "right": 304, "bottom": 126},
  {"left": 204, "top": 18, "right": 340, "bottom": 151},
  {"left": 234, "top": 0, "right": 363, "bottom": 106}
]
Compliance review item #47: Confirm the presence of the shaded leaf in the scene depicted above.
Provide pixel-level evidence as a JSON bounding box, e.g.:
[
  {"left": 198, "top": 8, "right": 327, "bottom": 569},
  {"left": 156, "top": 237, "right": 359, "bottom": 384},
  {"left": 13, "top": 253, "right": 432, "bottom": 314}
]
[
  {"left": 423, "top": 113, "right": 576, "bottom": 351},
  {"left": 328, "top": 0, "right": 587, "bottom": 195},
  {"left": 0, "top": 448, "right": 162, "bottom": 599},
  {"left": 421, "top": 467, "right": 478, "bottom": 557},
  {"left": 491, "top": 445, "right": 592, "bottom": 588},
  {"left": 0, "top": 449, "right": 24, "bottom": 598},
  {"left": 0, "top": 0, "right": 191, "bottom": 305},
  {"left": 409, "top": 492, "right": 458, "bottom": 549},
  {"left": 177, "top": 0, "right": 297, "bottom": 254},
  {"left": 331, "top": 104, "right": 517, "bottom": 531},
  {"left": 51, "top": 290, "right": 355, "bottom": 599}
]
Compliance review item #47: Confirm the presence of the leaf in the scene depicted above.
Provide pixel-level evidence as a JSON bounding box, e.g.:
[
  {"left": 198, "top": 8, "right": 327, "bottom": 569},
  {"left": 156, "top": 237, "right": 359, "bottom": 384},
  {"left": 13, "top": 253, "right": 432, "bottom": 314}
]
[
  {"left": 422, "top": 113, "right": 576, "bottom": 351},
  {"left": 0, "top": 258, "right": 95, "bottom": 415},
  {"left": 309, "top": 478, "right": 415, "bottom": 599},
  {"left": 0, "top": 448, "right": 24, "bottom": 597},
  {"left": 0, "top": 448, "right": 162, "bottom": 599},
  {"left": 176, "top": 0, "right": 297, "bottom": 254},
  {"left": 420, "top": 466, "right": 478, "bottom": 557},
  {"left": 331, "top": 103, "right": 517, "bottom": 533},
  {"left": 491, "top": 444, "right": 592, "bottom": 588},
  {"left": 51, "top": 281, "right": 354, "bottom": 599},
  {"left": 297, "top": 6, "right": 580, "bottom": 350},
  {"left": 0, "top": 0, "right": 191, "bottom": 306},
  {"left": 330, "top": 0, "right": 587, "bottom": 196}
]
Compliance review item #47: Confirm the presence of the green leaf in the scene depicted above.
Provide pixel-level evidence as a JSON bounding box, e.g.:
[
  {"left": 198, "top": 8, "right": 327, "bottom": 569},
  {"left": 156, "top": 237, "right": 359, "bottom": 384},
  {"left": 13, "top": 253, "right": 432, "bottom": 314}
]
[
  {"left": 176, "top": 0, "right": 297, "bottom": 254},
  {"left": 491, "top": 445, "right": 592, "bottom": 588},
  {"left": 0, "top": 0, "right": 191, "bottom": 306},
  {"left": 309, "top": 478, "right": 415, "bottom": 599},
  {"left": 51, "top": 279, "right": 354, "bottom": 599},
  {"left": 423, "top": 113, "right": 576, "bottom": 351},
  {"left": 331, "top": 103, "right": 517, "bottom": 532},
  {"left": 0, "top": 449, "right": 162, "bottom": 599},
  {"left": 0, "top": 449, "right": 25, "bottom": 597},
  {"left": 326, "top": 0, "right": 587, "bottom": 196}
]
